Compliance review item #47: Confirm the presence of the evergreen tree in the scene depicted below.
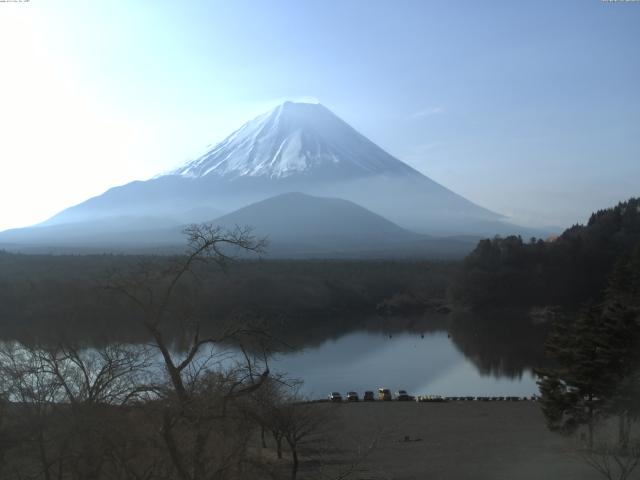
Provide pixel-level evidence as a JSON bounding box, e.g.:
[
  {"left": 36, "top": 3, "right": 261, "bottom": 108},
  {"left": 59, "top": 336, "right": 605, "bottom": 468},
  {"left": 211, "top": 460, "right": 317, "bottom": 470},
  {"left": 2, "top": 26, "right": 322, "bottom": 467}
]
[
  {"left": 537, "top": 306, "right": 616, "bottom": 447},
  {"left": 601, "top": 249, "right": 640, "bottom": 448},
  {"left": 537, "top": 249, "right": 640, "bottom": 448}
]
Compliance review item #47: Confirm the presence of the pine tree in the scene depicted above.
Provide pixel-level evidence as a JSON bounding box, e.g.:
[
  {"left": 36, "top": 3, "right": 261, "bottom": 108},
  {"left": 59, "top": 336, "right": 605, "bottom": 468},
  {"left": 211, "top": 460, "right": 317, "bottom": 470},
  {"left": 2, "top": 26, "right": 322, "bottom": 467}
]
[
  {"left": 537, "top": 306, "right": 616, "bottom": 447},
  {"left": 537, "top": 249, "right": 640, "bottom": 449},
  {"left": 601, "top": 250, "right": 640, "bottom": 449}
]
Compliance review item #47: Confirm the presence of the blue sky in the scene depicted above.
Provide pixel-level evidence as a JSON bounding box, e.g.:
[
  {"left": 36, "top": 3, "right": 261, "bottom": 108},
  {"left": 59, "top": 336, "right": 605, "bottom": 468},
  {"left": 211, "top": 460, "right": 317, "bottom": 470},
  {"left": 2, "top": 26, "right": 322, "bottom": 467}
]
[{"left": 0, "top": 0, "right": 638, "bottom": 230}]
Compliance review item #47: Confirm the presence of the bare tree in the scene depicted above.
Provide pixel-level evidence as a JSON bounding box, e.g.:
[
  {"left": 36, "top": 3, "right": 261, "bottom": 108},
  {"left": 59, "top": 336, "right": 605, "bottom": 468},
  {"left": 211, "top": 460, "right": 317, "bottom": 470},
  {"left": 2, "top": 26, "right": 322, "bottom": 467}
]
[
  {"left": 105, "top": 224, "right": 272, "bottom": 480},
  {"left": 0, "top": 342, "right": 69, "bottom": 480},
  {"left": 280, "top": 401, "right": 328, "bottom": 480},
  {"left": 105, "top": 224, "right": 268, "bottom": 401},
  {"left": 0, "top": 341, "right": 156, "bottom": 480},
  {"left": 36, "top": 343, "right": 153, "bottom": 406},
  {"left": 246, "top": 376, "right": 298, "bottom": 461},
  {"left": 581, "top": 438, "right": 640, "bottom": 480},
  {"left": 250, "top": 381, "right": 330, "bottom": 480}
]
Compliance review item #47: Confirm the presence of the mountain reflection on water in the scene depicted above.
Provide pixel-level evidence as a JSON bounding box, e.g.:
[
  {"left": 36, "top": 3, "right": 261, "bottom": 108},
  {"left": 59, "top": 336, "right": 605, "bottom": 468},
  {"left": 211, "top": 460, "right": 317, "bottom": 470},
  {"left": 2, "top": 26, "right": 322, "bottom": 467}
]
[
  {"left": 265, "top": 312, "right": 544, "bottom": 399},
  {"left": 4, "top": 310, "right": 546, "bottom": 400}
]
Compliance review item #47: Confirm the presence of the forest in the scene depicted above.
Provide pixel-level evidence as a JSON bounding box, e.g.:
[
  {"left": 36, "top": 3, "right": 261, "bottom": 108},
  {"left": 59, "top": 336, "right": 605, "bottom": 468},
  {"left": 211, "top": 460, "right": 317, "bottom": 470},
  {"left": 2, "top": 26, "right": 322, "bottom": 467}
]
[
  {"left": 0, "top": 250, "right": 450, "bottom": 346},
  {"left": 449, "top": 198, "right": 640, "bottom": 309}
]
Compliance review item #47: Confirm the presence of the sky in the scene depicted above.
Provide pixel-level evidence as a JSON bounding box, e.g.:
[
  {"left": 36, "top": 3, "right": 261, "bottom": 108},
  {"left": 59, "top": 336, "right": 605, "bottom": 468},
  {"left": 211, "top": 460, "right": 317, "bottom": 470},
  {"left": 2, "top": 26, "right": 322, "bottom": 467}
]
[{"left": 0, "top": 0, "right": 638, "bottom": 231}]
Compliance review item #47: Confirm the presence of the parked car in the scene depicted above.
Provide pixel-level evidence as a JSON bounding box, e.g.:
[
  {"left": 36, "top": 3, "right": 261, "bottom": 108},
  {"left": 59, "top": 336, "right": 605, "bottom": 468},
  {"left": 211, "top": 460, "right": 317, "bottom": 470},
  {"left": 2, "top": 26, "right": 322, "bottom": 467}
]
[
  {"left": 363, "top": 390, "right": 375, "bottom": 401},
  {"left": 378, "top": 388, "right": 392, "bottom": 401},
  {"left": 346, "top": 391, "right": 359, "bottom": 402},
  {"left": 329, "top": 392, "right": 342, "bottom": 402},
  {"left": 395, "top": 390, "right": 411, "bottom": 401}
]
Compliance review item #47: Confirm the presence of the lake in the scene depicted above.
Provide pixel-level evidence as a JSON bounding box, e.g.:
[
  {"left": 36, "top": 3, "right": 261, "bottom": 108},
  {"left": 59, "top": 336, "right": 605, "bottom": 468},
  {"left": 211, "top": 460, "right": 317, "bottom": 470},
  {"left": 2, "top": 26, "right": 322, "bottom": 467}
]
[
  {"left": 267, "top": 329, "right": 539, "bottom": 400},
  {"left": 2, "top": 312, "right": 541, "bottom": 402}
]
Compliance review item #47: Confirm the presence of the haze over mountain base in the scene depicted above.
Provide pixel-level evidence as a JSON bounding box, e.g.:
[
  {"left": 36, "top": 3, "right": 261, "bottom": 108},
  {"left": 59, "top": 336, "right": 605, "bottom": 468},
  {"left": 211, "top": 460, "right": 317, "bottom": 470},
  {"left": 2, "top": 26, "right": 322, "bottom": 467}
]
[{"left": 0, "top": 102, "right": 553, "bottom": 256}]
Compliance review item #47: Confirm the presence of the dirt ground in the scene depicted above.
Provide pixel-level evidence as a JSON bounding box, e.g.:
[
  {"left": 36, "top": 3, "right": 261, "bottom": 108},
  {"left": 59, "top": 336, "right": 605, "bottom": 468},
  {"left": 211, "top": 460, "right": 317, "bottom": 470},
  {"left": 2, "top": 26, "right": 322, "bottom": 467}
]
[{"left": 310, "top": 401, "right": 616, "bottom": 480}]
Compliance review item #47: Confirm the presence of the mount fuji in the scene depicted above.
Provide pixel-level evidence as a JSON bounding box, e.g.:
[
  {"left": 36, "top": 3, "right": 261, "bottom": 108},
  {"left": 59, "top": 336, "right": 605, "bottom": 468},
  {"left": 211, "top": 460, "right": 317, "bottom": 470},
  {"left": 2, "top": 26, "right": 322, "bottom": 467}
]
[
  {"left": 170, "top": 101, "right": 420, "bottom": 180},
  {"left": 0, "top": 102, "right": 537, "bottom": 255}
]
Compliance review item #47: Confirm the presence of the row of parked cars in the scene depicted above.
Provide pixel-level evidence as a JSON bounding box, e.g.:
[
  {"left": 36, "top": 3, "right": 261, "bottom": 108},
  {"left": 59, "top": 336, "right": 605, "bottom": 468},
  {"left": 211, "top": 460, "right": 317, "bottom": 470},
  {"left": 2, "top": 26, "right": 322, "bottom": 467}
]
[
  {"left": 328, "top": 388, "right": 411, "bottom": 402},
  {"left": 329, "top": 390, "right": 538, "bottom": 403}
]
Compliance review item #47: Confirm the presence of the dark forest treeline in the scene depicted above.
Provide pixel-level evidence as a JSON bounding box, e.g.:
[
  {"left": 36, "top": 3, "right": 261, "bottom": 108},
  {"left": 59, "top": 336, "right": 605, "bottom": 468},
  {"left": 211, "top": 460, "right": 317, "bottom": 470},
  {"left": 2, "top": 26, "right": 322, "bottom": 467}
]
[
  {"left": 0, "top": 248, "right": 543, "bottom": 378},
  {"left": 449, "top": 198, "right": 640, "bottom": 309},
  {"left": 0, "top": 252, "right": 450, "bottom": 345}
]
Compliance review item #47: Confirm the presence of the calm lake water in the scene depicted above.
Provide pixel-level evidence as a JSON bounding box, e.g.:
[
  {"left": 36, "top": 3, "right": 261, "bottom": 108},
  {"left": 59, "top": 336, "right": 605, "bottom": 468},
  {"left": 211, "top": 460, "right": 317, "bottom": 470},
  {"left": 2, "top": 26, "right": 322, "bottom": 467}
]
[{"left": 267, "top": 330, "right": 538, "bottom": 400}]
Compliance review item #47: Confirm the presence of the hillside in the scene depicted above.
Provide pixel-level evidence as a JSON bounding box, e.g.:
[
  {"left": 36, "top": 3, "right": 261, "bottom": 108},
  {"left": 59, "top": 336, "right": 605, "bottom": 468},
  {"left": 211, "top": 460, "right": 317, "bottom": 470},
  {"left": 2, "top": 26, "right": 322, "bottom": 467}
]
[
  {"left": 449, "top": 198, "right": 640, "bottom": 308},
  {"left": 210, "top": 192, "right": 476, "bottom": 258}
]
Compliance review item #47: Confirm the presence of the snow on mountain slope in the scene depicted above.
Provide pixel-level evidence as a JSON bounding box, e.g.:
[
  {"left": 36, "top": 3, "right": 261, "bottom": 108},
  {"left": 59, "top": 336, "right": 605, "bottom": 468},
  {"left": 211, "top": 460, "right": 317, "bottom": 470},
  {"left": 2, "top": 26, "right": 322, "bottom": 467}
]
[{"left": 170, "top": 102, "right": 419, "bottom": 180}]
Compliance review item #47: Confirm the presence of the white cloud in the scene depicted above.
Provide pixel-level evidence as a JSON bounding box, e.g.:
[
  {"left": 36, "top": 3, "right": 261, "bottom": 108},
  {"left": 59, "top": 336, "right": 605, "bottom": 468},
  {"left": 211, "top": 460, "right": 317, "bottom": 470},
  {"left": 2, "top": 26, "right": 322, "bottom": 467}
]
[{"left": 411, "top": 107, "right": 444, "bottom": 119}]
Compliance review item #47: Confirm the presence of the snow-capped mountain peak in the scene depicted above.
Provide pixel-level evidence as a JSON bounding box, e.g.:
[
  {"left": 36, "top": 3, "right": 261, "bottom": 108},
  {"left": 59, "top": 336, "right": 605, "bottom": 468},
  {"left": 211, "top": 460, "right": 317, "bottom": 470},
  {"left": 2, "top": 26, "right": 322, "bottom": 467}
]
[{"left": 169, "top": 102, "right": 419, "bottom": 180}]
